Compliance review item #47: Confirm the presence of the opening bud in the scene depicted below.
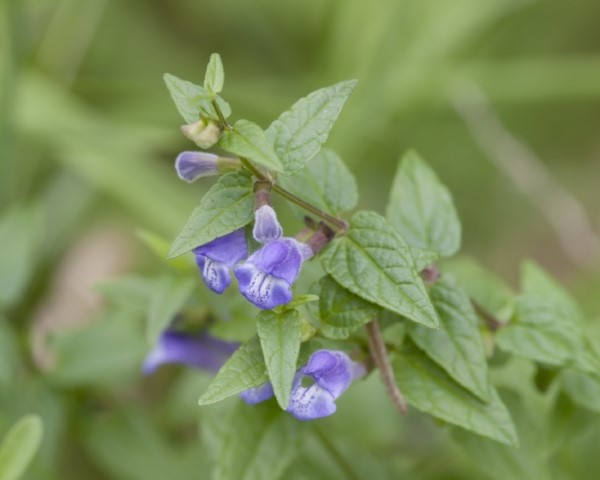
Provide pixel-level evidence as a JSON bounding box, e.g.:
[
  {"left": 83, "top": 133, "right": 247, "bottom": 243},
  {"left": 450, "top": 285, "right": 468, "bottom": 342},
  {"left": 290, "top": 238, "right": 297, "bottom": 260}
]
[{"left": 180, "top": 119, "right": 221, "bottom": 149}]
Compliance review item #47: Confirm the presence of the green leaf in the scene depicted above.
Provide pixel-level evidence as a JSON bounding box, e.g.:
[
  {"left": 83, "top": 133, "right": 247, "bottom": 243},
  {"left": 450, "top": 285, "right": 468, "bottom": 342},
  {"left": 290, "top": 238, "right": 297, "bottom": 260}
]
[
  {"left": 496, "top": 262, "right": 585, "bottom": 367},
  {"left": 496, "top": 295, "right": 583, "bottom": 367},
  {"left": 163, "top": 73, "right": 231, "bottom": 123},
  {"left": 266, "top": 80, "right": 357, "bottom": 175},
  {"left": 321, "top": 211, "right": 439, "bottom": 328},
  {"left": 410, "top": 247, "right": 439, "bottom": 271},
  {"left": 204, "top": 53, "right": 224, "bottom": 95},
  {"left": 219, "top": 120, "right": 283, "bottom": 172},
  {"left": 392, "top": 342, "right": 518, "bottom": 446},
  {"left": 215, "top": 402, "right": 298, "bottom": 480},
  {"left": 96, "top": 275, "right": 160, "bottom": 313},
  {"left": 0, "top": 415, "right": 44, "bottom": 480},
  {"left": 452, "top": 392, "right": 551, "bottom": 480},
  {"left": 146, "top": 277, "right": 195, "bottom": 343},
  {"left": 198, "top": 336, "right": 268, "bottom": 405},
  {"left": 257, "top": 310, "right": 302, "bottom": 409},
  {"left": 561, "top": 370, "right": 600, "bottom": 414},
  {"left": 443, "top": 256, "right": 515, "bottom": 322},
  {"left": 168, "top": 172, "right": 254, "bottom": 258},
  {"left": 277, "top": 149, "right": 358, "bottom": 216},
  {"left": 386, "top": 150, "right": 461, "bottom": 257},
  {"left": 317, "top": 276, "right": 381, "bottom": 339},
  {"left": 408, "top": 275, "right": 490, "bottom": 401}
]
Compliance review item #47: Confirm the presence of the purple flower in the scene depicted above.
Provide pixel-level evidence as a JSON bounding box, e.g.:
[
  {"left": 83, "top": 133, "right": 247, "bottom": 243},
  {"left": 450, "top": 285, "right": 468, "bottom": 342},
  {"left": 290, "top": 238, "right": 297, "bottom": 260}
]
[
  {"left": 239, "top": 349, "right": 365, "bottom": 420},
  {"left": 175, "top": 151, "right": 219, "bottom": 182},
  {"left": 233, "top": 238, "right": 313, "bottom": 309},
  {"left": 253, "top": 205, "right": 282, "bottom": 243},
  {"left": 194, "top": 229, "right": 248, "bottom": 294},
  {"left": 287, "top": 350, "right": 365, "bottom": 421},
  {"left": 142, "top": 330, "right": 239, "bottom": 375}
]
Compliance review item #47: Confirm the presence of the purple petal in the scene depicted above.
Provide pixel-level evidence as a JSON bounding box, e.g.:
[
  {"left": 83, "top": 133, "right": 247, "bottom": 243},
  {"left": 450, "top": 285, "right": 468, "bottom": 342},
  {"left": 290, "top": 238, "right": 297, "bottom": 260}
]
[
  {"left": 245, "top": 238, "right": 305, "bottom": 284},
  {"left": 142, "top": 331, "right": 239, "bottom": 375},
  {"left": 234, "top": 264, "right": 293, "bottom": 309},
  {"left": 175, "top": 151, "right": 219, "bottom": 182},
  {"left": 301, "top": 350, "right": 355, "bottom": 399},
  {"left": 193, "top": 229, "right": 248, "bottom": 266},
  {"left": 253, "top": 205, "right": 283, "bottom": 243},
  {"left": 286, "top": 383, "right": 337, "bottom": 421},
  {"left": 240, "top": 382, "right": 274, "bottom": 404},
  {"left": 196, "top": 256, "right": 231, "bottom": 294}
]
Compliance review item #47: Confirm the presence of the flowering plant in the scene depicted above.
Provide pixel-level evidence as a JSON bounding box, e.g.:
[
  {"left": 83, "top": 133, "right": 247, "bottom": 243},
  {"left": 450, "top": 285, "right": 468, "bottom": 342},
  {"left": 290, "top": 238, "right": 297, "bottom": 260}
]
[{"left": 100, "top": 54, "right": 598, "bottom": 478}]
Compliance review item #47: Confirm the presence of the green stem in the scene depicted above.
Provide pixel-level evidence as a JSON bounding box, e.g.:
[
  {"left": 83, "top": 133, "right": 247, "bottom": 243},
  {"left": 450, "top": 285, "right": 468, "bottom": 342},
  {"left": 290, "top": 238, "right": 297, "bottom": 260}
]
[
  {"left": 471, "top": 299, "right": 504, "bottom": 332},
  {"left": 272, "top": 184, "right": 348, "bottom": 232}
]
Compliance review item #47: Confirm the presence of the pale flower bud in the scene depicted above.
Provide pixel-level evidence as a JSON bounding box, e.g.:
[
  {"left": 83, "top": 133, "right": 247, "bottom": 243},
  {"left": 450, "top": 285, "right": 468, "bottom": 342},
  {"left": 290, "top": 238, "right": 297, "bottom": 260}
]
[{"left": 180, "top": 119, "right": 221, "bottom": 149}]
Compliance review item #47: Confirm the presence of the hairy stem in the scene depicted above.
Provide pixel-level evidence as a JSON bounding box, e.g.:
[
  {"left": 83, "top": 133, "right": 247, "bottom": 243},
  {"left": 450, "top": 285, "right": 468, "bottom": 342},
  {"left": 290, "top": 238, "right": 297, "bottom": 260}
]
[{"left": 365, "top": 319, "right": 408, "bottom": 415}]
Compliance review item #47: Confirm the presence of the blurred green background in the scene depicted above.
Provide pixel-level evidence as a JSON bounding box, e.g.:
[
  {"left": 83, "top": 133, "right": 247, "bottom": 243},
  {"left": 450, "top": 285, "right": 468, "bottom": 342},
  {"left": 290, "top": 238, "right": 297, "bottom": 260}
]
[{"left": 1, "top": 0, "right": 600, "bottom": 478}]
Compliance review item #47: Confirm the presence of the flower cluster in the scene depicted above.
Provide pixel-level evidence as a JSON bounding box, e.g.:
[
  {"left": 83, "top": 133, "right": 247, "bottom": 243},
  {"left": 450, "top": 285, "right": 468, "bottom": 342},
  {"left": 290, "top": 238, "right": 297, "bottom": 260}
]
[
  {"left": 144, "top": 329, "right": 364, "bottom": 421},
  {"left": 175, "top": 155, "right": 314, "bottom": 310}
]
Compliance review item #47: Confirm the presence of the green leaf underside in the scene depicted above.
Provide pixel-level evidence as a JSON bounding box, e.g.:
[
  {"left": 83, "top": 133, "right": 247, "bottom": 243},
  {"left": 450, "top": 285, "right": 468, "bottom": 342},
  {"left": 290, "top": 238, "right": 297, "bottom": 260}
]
[
  {"left": 277, "top": 149, "right": 358, "bottom": 216},
  {"left": 408, "top": 275, "right": 490, "bottom": 402},
  {"left": 561, "top": 370, "right": 600, "bottom": 414},
  {"left": 147, "top": 277, "right": 195, "bottom": 343},
  {"left": 496, "top": 294, "right": 583, "bottom": 367},
  {"left": 198, "top": 336, "right": 268, "bottom": 405},
  {"left": 392, "top": 343, "right": 518, "bottom": 447},
  {"left": 0, "top": 415, "right": 44, "bottom": 480},
  {"left": 163, "top": 73, "right": 230, "bottom": 123},
  {"left": 215, "top": 402, "right": 298, "bottom": 480},
  {"left": 266, "top": 80, "right": 357, "bottom": 175},
  {"left": 204, "top": 53, "right": 224, "bottom": 95},
  {"left": 168, "top": 172, "right": 254, "bottom": 258},
  {"left": 386, "top": 150, "right": 461, "bottom": 257},
  {"left": 219, "top": 120, "right": 283, "bottom": 172},
  {"left": 257, "top": 310, "right": 302, "bottom": 409},
  {"left": 318, "top": 276, "right": 381, "bottom": 339},
  {"left": 321, "top": 211, "right": 438, "bottom": 328}
]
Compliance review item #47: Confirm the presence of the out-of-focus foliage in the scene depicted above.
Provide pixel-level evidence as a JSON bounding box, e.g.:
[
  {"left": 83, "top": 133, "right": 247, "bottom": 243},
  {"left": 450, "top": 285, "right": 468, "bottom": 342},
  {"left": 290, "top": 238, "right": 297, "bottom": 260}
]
[{"left": 1, "top": 0, "right": 599, "bottom": 479}]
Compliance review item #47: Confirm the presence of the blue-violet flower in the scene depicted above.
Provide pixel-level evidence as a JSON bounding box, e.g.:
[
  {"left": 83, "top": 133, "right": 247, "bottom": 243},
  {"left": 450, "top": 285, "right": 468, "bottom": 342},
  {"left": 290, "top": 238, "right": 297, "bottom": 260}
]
[
  {"left": 194, "top": 229, "right": 248, "bottom": 294},
  {"left": 253, "top": 205, "right": 283, "bottom": 243},
  {"left": 234, "top": 237, "right": 313, "bottom": 309},
  {"left": 142, "top": 330, "right": 239, "bottom": 375},
  {"left": 240, "top": 349, "right": 365, "bottom": 420}
]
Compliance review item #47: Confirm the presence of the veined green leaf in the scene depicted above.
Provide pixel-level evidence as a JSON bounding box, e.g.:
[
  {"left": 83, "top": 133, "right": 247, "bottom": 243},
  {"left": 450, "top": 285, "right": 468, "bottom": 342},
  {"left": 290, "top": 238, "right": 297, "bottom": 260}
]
[
  {"left": 257, "top": 310, "right": 302, "bottom": 409},
  {"left": 277, "top": 149, "right": 358, "bottom": 216},
  {"left": 317, "top": 275, "right": 381, "bottom": 339},
  {"left": 204, "top": 53, "right": 224, "bottom": 95},
  {"left": 215, "top": 402, "right": 298, "bottom": 480},
  {"left": 408, "top": 275, "right": 490, "bottom": 401},
  {"left": 392, "top": 343, "right": 518, "bottom": 446},
  {"left": 168, "top": 172, "right": 254, "bottom": 258},
  {"left": 147, "top": 277, "right": 195, "bottom": 343},
  {"left": 219, "top": 120, "right": 283, "bottom": 172},
  {"left": 266, "top": 80, "right": 357, "bottom": 175},
  {"left": 163, "top": 73, "right": 231, "bottom": 123},
  {"left": 198, "top": 336, "right": 268, "bottom": 405},
  {"left": 0, "top": 415, "right": 44, "bottom": 480},
  {"left": 386, "top": 150, "right": 461, "bottom": 257},
  {"left": 321, "top": 211, "right": 439, "bottom": 328},
  {"left": 410, "top": 247, "right": 439, "bottom": 272}
]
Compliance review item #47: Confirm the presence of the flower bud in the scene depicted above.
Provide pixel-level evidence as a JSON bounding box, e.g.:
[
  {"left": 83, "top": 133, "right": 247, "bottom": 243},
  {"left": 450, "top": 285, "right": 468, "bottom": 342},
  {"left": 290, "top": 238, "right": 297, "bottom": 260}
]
[
  {"left": 175, "top": 151, "right": 219, "bottom": 182},
  {"left": 180, "top": 119, "right": 221, "bottom": 149}
]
